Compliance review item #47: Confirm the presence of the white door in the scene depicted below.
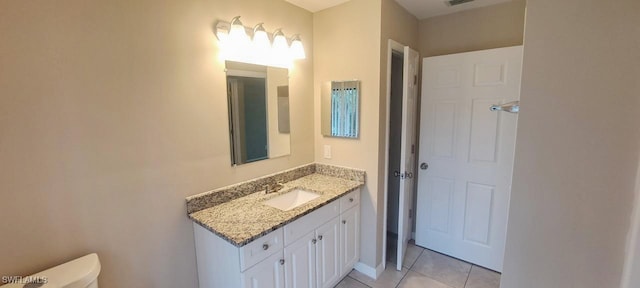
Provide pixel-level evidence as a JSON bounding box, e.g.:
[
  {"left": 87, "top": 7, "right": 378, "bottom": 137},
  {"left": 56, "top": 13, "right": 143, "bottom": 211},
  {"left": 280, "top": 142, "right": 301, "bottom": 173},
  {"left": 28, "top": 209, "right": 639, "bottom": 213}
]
[
  {"left": 415, "top": 46, "right": 523, "bottom": 272},
  {"left": 284, "top": 231, "right": 316, "bottom": 288},
  {"left": 396, "top": 46, "right": 420, "bottom": 271},
  {"left": 241, "top": 252, "right": 286, "bottom": 288},
  {"left": 316, "top": 217, "right": 340, "bottom": 288},
  {"left": 340, "top": 206, "right": 360, "bottom": 276}
]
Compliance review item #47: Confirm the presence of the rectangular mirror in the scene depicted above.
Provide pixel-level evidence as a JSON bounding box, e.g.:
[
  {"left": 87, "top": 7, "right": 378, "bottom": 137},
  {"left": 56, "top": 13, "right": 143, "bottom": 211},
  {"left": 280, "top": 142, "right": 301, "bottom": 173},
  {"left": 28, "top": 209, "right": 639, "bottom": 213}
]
[
  {"left": 226, "top": 61, "right": 291, "bottom": 166},
  {"left": 321, "top": 80, "right": 360, "bottom": 138}
]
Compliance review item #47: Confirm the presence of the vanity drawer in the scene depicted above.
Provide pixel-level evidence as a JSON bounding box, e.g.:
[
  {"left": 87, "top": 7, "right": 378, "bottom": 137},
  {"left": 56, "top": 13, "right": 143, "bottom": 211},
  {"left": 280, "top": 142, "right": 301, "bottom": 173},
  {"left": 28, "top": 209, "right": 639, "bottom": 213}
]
[
  {"left": 340, "top": 189, "right": 360, "bottom": 213},
  {"left": 239, "top": 227, "right": 284, "bottom": 271},
  {"left": 284, "top": 201, "right": 340, "bottom": 246}
]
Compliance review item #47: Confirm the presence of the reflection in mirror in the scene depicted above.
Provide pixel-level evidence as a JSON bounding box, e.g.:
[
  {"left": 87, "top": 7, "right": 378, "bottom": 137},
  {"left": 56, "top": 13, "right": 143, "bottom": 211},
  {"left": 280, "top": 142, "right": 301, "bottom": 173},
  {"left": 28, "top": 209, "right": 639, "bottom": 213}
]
[
  {"left": 321, "top": 80, "right": 360, "bottom": 138},
  {"left": 226, "top": 61, "right": 290, "bottom": 165}
]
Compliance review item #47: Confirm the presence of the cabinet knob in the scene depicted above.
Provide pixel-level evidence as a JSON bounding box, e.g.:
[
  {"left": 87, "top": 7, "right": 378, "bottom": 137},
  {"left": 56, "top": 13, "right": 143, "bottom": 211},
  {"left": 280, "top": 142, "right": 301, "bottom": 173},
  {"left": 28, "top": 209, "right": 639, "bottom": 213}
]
[
  {"left": 279, "top": 259, "right": 285, "bottom": 265},
  {"left": 312, "top": 239, "right": 317, "bottom": 244},
  {"left": 318, "top": 235, "right": 323, "bottom": 240},
  {"left": 349, "top": 198, "right": 354, "bottom": 202},
  {"left": 262, "top": 244, "right": 269, "bottom": 250},
  {"left": 342, "top": 220, "right": 347, "bottom": 224}
]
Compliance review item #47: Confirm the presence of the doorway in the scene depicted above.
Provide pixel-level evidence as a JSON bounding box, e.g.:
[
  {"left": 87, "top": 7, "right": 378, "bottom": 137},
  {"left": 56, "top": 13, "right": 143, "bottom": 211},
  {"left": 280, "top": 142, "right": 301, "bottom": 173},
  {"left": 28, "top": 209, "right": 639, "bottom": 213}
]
[{"left": 385, "top": 51, "right": 404, "bottom": 266}]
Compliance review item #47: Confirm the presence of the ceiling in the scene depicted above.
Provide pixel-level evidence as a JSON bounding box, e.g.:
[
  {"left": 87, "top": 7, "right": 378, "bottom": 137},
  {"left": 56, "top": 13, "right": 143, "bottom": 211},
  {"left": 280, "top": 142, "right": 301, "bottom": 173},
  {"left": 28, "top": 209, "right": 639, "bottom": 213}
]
[
  {"left": 285, "top": 0, "right": 513, "bottom": 19},
  {"left": 284, "top": 0, "right": 351, "bottom": 13},
  {"left": 395, "top": 0, "right": 513, "bottom": 19}
]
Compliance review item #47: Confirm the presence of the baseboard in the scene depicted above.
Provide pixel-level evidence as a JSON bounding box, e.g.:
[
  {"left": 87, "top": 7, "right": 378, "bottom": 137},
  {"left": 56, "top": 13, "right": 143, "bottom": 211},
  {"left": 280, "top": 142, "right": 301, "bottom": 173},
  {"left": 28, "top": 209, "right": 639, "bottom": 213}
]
[{"left": 354, "top": 261, "right": 384, "bottom": 280}]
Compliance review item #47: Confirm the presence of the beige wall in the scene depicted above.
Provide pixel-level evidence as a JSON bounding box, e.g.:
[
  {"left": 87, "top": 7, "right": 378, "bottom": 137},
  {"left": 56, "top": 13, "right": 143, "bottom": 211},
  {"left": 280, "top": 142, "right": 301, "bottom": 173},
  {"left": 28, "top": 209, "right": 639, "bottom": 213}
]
[
  {"left": 501, "top": 0, "right": 640, "bottom": 287},
  {"left": 313, "top": 0, "right": 419, "bottom": 270},
  {"left": 418, "top": 0, "right": 525, "bottom": 57},
  {"left": 378, "top": 0, "right": 419, "bottom": 263},
  {"left": 313, "top": 0, "right": 383, "bottom": 268},
  {"left": 0, "top": 0, "right": 314, "bottom": 287}
]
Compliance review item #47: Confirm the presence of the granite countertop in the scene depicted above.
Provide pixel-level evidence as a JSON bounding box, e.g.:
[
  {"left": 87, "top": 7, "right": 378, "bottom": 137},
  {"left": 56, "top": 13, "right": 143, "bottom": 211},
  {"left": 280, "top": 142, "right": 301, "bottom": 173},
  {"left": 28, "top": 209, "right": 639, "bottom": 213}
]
[{"left": 189, "top": 173, "right": 363, "bottom": 247}]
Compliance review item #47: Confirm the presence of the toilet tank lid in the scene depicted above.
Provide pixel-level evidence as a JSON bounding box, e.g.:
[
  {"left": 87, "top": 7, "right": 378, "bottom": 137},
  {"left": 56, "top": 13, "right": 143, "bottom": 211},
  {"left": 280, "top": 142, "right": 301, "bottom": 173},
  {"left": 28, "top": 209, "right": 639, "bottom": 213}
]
[{"left": 31, "top": 253, "right": 101, "bottom": 287}]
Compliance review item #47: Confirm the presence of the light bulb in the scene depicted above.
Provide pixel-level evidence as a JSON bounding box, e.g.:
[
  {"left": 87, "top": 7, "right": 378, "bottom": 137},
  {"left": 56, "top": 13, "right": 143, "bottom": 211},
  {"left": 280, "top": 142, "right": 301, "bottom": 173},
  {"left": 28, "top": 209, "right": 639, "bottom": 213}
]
[
  {"left": 271, "top": 29, "right": 290, "bottom": 67},
  {"left": 229, "top": 16, "right": 249, "bottom": 44},
  {"left": 253, "top": 23, "right": 271, "bottom": 57},
  {"left": 290, "top": 35, "right": 306, "bottom": 59},
  {"left": 272, "top": 29, "right": 289, "bottom": 53}
]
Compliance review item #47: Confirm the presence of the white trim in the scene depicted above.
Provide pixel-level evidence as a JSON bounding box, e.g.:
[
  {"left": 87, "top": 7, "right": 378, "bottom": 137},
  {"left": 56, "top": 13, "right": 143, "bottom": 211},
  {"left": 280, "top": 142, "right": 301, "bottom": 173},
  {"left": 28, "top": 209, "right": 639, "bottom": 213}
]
[
  {"left": 225, "top": 69, "right": 267, "bottom": 78},
  {"left": 354, "top": 261, "right": 385, "bottom": 280},
  {"left": 383, "top": 39, "right": 406, "bottom": 274},
  {"left": 621, "top": 155, "right": 640, "bottom": 288}
]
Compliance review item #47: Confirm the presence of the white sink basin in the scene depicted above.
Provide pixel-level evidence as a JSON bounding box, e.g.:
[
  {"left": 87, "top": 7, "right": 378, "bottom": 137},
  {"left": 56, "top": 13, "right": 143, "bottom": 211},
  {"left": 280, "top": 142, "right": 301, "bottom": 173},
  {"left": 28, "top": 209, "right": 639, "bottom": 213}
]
[{"left": 263, "top": 189, "right": 320, "bottom": 211}]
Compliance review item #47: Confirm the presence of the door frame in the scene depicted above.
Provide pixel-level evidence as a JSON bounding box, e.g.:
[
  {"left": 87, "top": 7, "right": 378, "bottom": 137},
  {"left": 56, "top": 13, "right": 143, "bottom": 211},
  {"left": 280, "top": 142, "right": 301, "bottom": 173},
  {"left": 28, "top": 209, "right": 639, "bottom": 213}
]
[
  {"left": 622, "top": 156, "right": 640, "bottom": 288},
  {"left": 382, "top": 39, "right": 409, "bottom": 271}
]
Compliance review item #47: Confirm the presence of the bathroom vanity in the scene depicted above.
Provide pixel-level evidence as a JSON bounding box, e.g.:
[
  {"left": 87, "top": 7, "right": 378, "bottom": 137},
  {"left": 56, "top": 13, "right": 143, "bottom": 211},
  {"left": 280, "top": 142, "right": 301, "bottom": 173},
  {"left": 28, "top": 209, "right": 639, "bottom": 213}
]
[{"left": 186, "top": 164, "right": 365, "bottom": 288}]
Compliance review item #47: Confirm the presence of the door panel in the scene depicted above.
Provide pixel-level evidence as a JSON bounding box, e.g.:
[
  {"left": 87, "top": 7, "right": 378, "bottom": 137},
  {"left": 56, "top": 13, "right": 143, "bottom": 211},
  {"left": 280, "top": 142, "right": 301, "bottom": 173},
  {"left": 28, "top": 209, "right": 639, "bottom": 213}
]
[
  {"left": 241, "top": 252, "right": 285, "bottom": 288},
  {"left": 316, "top": 217, "right": 340, "bottom": 288},
  {"left": 469, "top": 99, "right": 500, "bottom": 163},
  {"left": 463, "top": 182, "right": 495, "bottom": 245},
  {"left": 284, "top": 231, "right": 316, "bottom": 288},
  {"left": 433, "top": 102, "right": 457, "bottom": 159},
  {"left": 416, "top": 46, "right": 523, "bottom": 272},
  {"left": 340, "top": 205, "right": 359, "bottom": 276},
  {"left": 426, "top": 176, "right": 454, "bottom": 234}
]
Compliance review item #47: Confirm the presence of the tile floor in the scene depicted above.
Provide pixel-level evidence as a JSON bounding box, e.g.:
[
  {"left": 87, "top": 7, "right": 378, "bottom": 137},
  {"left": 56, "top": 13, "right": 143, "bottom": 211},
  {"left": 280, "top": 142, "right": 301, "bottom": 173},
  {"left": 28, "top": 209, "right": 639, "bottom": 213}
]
[{"left": 334, "top": 243, "right": 501, "bottom": 288}]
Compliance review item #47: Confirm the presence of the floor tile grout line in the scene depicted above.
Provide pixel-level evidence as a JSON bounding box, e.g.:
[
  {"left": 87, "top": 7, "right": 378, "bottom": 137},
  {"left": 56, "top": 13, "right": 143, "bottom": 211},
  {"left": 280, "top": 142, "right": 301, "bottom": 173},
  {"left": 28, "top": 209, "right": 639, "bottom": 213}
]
[
  {"left": 407, "top": 249, "right": 462, "bottom": 288},
  {"left": 407, "top": 248, "right": 424, "bottom": 271},
  {"left": 462, "top": 265, "right": 473, "bottom": 288},
  {"left": 394, "top": 268, "right": 410, "bottom": 288},
  {"left": 346, "top": 275, "right": 372, "bottom": 288}
]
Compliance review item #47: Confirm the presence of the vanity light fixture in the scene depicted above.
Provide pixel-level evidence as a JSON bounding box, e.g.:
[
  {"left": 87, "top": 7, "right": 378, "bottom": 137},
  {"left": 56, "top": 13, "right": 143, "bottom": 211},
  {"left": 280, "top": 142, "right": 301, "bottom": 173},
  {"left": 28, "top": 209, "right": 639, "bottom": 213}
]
[{"left": 214, "top": 16, "right": 306, "bottom": 67}]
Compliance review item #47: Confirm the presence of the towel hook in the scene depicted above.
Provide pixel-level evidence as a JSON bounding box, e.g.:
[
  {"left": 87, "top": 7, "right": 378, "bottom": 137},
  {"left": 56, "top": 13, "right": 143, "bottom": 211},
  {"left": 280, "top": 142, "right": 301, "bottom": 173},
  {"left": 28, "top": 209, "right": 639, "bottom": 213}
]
[{"left": 490, "top": 101, "right": 519, "bottom": 113}]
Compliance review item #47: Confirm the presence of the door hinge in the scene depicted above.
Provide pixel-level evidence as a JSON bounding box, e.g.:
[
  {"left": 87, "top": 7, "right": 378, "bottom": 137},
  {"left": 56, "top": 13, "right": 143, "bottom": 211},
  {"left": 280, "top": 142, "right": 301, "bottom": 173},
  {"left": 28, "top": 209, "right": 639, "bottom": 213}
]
[
  {"left": 409, "top": 209, "right": 413, "bottom": 219},
  {"left": 414, "top": 75, "right": 417, "bottom": 85},
  {"left": 411, "top": 144, "right": 415, "bottom": 154}
]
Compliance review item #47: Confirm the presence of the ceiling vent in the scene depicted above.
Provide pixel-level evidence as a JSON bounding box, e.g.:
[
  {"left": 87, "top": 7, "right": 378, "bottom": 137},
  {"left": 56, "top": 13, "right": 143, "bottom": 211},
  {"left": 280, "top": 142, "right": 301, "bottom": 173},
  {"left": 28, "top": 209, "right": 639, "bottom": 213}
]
[{"left": 446, "top": 0, "right": 475, "bottom": 6}]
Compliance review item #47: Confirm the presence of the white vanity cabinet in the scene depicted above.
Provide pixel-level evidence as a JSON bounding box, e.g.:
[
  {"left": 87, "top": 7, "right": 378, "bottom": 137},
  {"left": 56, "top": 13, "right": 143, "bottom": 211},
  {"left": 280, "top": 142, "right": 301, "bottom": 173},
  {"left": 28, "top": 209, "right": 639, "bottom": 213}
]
[
  {"left": 340, "top": 205, "right": 359, "bottom": 276},
  {"left": 193, "top": 188, "right": 361, "bottom": 288},
  {"left": 283, "top": 216, "right": 341, "bottom": 288},
  {"left": 241, "top": 252, "right": 285, "bottom": 288}
]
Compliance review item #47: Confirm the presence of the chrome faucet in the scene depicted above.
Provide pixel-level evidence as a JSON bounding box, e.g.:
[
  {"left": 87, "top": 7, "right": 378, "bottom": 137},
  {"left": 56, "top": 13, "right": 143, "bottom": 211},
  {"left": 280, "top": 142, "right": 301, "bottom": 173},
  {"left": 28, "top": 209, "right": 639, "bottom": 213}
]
[{"left": 265, "top": 182, "right": 285, "bottom": 194}]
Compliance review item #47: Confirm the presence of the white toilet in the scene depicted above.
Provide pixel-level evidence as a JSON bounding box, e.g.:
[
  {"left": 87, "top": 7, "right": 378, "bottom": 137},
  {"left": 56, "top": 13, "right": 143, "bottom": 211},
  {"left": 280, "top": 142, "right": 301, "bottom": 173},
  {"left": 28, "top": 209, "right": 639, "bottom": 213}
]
[{"left": 1, "top": 253, "right": 100, "bottom": 288}]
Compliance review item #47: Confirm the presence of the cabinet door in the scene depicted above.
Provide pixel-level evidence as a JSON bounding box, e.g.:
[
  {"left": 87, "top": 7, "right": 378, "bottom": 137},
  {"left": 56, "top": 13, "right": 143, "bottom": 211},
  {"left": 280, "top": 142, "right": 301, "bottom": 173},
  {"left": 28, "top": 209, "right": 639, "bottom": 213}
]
[
  {"left": 340, "top": 205, "right": 360, "bottom": 276},
  {"left": 284, "top": 231, "right": 316, "bottom": 288},
  {"left": 315, "top": 217, "right": 340, "bottom": 288},
  {"left": 241, "top": 251, "right": 285, "bottom": 288}
]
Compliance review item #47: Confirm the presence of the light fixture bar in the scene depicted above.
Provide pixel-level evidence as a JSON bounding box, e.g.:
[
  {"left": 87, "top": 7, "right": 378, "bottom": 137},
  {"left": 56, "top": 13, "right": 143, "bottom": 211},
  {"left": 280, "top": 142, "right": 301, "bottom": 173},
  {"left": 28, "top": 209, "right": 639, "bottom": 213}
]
[{"left": 214, "top": 17, "right": 306, "bottom": 67}]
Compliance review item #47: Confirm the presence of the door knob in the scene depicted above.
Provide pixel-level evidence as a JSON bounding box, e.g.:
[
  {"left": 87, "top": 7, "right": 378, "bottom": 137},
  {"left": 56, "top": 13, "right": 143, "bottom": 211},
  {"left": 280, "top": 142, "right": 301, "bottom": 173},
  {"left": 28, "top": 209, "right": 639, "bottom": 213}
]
[
  {"left": 406, "top": 172, "right": 413, "bottom": 179},
  {"left": 420, "top": 163, "right": 429, "bottom": 170},
  {"left": 393, "top": 171, "right": 401, "bottom": 177}
]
